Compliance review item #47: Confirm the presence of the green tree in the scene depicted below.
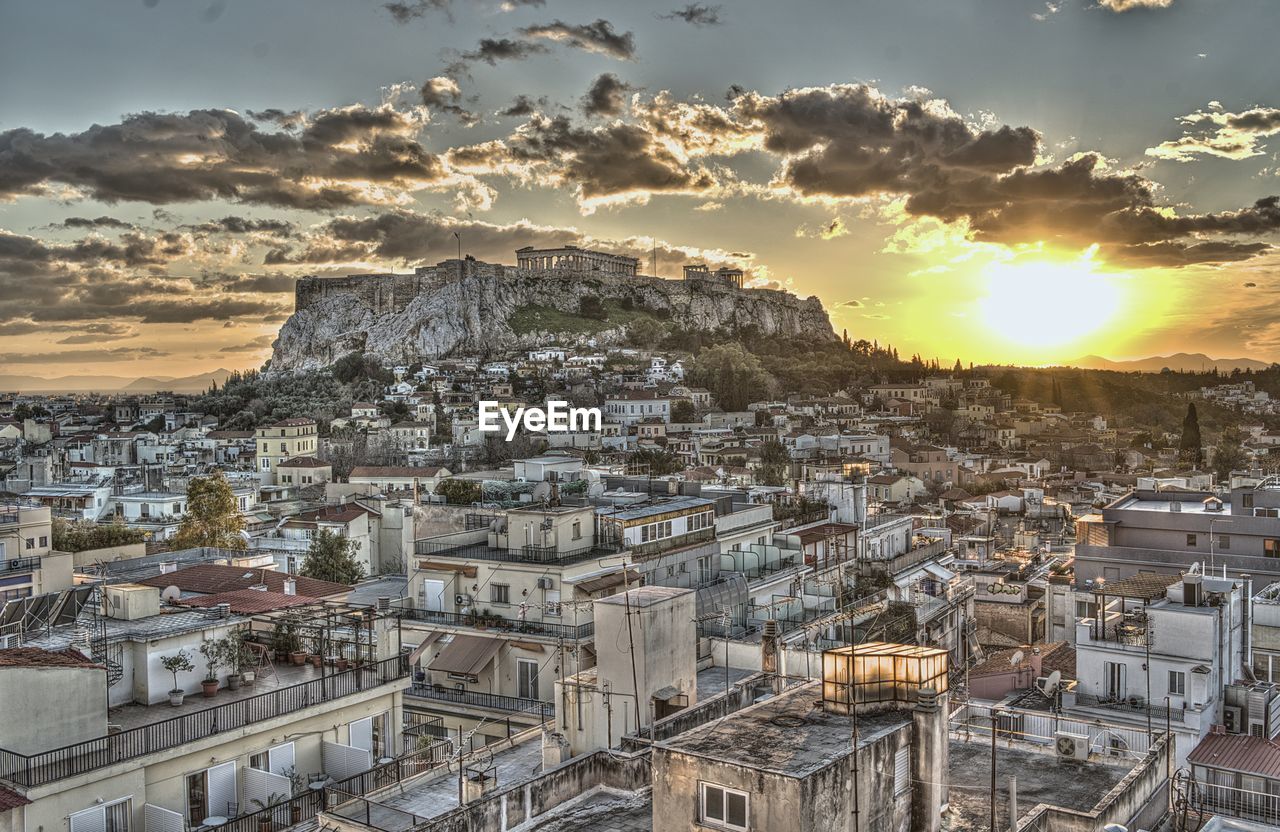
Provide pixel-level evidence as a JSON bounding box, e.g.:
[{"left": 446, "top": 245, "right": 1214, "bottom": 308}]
[
  {"left": 689, "top": 343, "right": 774, "bottom": 411},
  {"left": 1210, "top": 427, "right": 1248, "bottom": 479},
  {"left": 627, "top": 317, "right": 665, "bottom": 348},
  {"left": 52, "top": 518, "right": 146, "bottom": 552},
  {"left": 435, "top": 478, "right": 483, "bottom": 505},
  {"left": 627, "top": 447, "right": 684, "bottom": 476},
  {"left": 172, "top": 472, "right": 246, "bottom": 550},
  {"left": 756, "top": 439, "right": 791, "bottom": 486},
  {"left": 670, "top": 400, "right": 696, "bottom": 423},
  {"left": 299, "top": 529, "right": 365, "bottom": 584},
  {"left": 1180, "top": 402, "right": 1203, "bottom": 465}
]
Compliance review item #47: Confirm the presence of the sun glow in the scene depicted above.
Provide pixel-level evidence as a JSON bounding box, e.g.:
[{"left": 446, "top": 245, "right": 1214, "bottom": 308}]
[{"left": 976, "top": 252, "right": 1128, "bottom": 355}]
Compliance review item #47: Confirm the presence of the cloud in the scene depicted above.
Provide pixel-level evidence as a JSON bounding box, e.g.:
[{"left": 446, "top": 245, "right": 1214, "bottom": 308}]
[
  {"left": 499, "top": 95, "right": 545, "bottom": 117},
  {"left": 55, "top": 216, "right": 136, "bottom": 230},
  {"left": 660, "top": 4, "right": 723, "bottom": 26},
  {"left": 0, "top": 347, "right": 168, "bottom": 364},
  {"left": 218, "top": 334, "right": 275, "bottom": 353},
  {"left": 382, "top": 0, "right": 449, "bottom": 24},
  {"left": 1245, "top": 281, "right": 1258, "bottom": 287},
  {"left": 216, "top": 273, "right": 298, "bottom": 294},
  {"left": 1098, "top": 0, "right": 1173, "bottom": 11},
  {"left": 1146, "top": 105, "right": 1280, "bottom": 162},
  {"left": 182, "top": 216, "right": 296, "bottom": 236},
  {"left": 839, "top": 299, "right": 864, "bottom": 308},
  {"left": 796, "top": 216, "right": 850, "bottom": 240},
  {"left": 0, "top": 104, "right": 451, "bottom": 209},
  {"left": 518, "top": 19, "right": 637, "bottom": 60},
  {"left": 420, "top": 77, "right": 479, "bottom": 125},
  {"left": 461, "top": 38, "right": 550, "bottom": 66},
  {"left": 581, "top": 74, "right": 636, "bottom": 118},
  {"left": 1032, "top": 2, "right": 1064, "bottom": 21}
]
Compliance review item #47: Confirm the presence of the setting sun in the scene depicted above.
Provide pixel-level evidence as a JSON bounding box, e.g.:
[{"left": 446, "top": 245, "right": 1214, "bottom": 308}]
[{"left": 976, "top": 254, "right": 1128, "bottom": 355}]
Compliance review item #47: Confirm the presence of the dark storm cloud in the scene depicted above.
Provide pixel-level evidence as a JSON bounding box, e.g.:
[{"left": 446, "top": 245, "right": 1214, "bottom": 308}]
[
  {"left": 582, "top": 74, "right": 636, "bottom": 118},
  {"left": 660, "top": 4, "right": 723, "bottom": 26},
  {"left": 499, "top": 95, "right": 544, "bottom": 117},
  {"left": 461, "top": 38, "right": 550, "bottom": 66},
  {"left": 55, "top": 216, "right": 137, "bottom": 230},
  {"left": 382, "top": 0, "right": 449, "bottom": 24},
  {"left": 216, "top": 273, "right": 298, "bottom": 294},
  {"left": 182, "top": 216, "right": 296, "bottom": 236},
  {"left": 518, "top": 19, "right": 637, "bottom": 60},
  {"left": 246, "top": 109, "right": 307, "bottom": 129},
  {"left": 0, "top": 228, "right": 190, "bottom": 268},
  {"left": 0, "top": 106, "right": 446, "bottom": 209},
  {"left": 420, "top": 77, "right": 479, "bottom": 125}
]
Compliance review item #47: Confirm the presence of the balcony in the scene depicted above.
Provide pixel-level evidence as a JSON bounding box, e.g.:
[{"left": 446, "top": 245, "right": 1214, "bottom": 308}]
[
  {"left": 406, "top": 682, "right": 554, "bottom": 719},
  {"left": 397, "top": 607, "right": 594, "bottom": 640},
  {"left": 0, "top": 656, "right": 409, "bottom": 788},
  {"left": 0, "top": 556, "right": 40, "bottom": 576},
  {"left": 413, "top": 539, "right": 624, "bottom": 566}
]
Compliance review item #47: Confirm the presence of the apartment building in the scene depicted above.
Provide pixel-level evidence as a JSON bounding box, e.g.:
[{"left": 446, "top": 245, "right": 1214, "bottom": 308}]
[
  {"left": 0, "top": 500, "right": 72, "bottom": 604},
  {"left": 254, "top": 418, "right": 318, "bottom": 485}
]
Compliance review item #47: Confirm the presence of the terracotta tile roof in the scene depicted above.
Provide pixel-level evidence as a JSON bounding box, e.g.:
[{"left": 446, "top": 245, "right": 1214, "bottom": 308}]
[
  {"left": 1189, "top": 731, "right": 1280, "bottom": 779},
  {"left": 969, "top": 642, "right": 1075, "bottom": 679},
  {"left": 174, "top": 589, "right": 314, "bottom": 614},
  {"left": 278, "top": 456, "right": 329, "bottom": 468},
  {"left": 1093, "top": 572, "right": 1178, "bottom": 600},
  {"left": 0, "top": 786, "right": 31, "bottom": 811},
  {"left": 137, "top": 564, "right": 350, "bottom": 597},
  {"left": 293, "top": 504, "right": 379, "bottom": 524},
  {"left": 0, "top": 647, "right": 97, "bottom": 668}
]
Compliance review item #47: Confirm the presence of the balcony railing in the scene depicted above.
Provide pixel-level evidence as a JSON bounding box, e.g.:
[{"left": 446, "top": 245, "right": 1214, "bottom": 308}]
[
  {"left": 406, "top": 683, "right": 554, "bottom": 719},
  {"left": 1187, "top": 781, "right": 1280, "bottom": 826},
  {"left": 1, "top": 557, "right": 41, "bottom": 576},
  {"left": 397, "top": 607, "right": 594, "bottom": 640},
  {"left": 413, "top": 539, "right": 624, "bottom": 565},
  {"left": 0, "top": 656, "right": 409, "bottom": 787}
]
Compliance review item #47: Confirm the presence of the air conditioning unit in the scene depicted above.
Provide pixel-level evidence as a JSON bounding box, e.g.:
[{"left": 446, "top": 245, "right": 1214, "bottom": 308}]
[
  {"left": 455, "top": 593, "right": 472, "bottom": 606},
  {"left": 536, "top": 577, "right": 553, "bottom": 589},
  {"left": 1224, "top": 705, "right": 1244, "bottom": 734},
  {"left": 1054, "top": 731, "right": 1089, "bottom": 761}
]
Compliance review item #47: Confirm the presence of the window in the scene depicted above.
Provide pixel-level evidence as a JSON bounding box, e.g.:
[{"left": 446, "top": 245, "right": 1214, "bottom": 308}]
[
  {"left": 1218, "top": 534, "right": 1231, "bottom": 550},
  {"left": 1104, "top": 661, "right": 1126, "bottom": 700},
  {"left": 572, "top": 520, "right": 582, "bottom": 540},
  {"left": 517, "top": 658, "right": 539, "bottom": 700},
  {"left": 894, "top": 747, "right": 910, "bottom": 796},
  {"left": 490, "top": 583, "right": 510, "bottom": 605},
  {"left": 1168, "top": 670, "right": 1186, "bottom": 696},
  {"left": 25, "top": 538, "right": 34, "bottom": 550},
  {"left": 545, "top": 589, "right": 561, "bottom": 617},
  {"left": 700, "top": 782, "right": 748, "bottom": 831},
  {"left": 1243, "top": 493, "right": 1255, "bottom": 509},
  {"left": 1267, "top": 539, "right": 1280, "bottom": 559},
  {"left": 1186, "top": 534, "right": 1197, "bottom": 547}
]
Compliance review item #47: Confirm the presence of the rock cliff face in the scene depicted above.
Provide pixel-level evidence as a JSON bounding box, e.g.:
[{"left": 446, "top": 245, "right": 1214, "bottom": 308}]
[{"left": 270, "top": 259, "right": 837, "bottom": 371}]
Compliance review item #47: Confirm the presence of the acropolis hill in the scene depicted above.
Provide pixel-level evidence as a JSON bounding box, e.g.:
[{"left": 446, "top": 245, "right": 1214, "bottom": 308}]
[{"left": 269, "top": 247, "right": 837, "bottom": 371}]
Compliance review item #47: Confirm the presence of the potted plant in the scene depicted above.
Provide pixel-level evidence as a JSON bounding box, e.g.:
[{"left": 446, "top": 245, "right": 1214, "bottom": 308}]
[
  {"left": 199, "top": 638, "right": 224, "bottom": 697},
  {"left": 249, "top": 794, "right": 287, "bottom": 832},
  {"left": 161, "top": 648, "right": 195, "bottom": 706},
  {"left": 272, "top": 618, "right": 306, "bottom": 665}
]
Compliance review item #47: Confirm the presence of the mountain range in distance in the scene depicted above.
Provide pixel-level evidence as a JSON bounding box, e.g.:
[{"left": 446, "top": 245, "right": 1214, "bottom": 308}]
[
  {"left": 0, "top": 368, "right": 234, "bottom": 394},
  {"left": 1057, "top": 353, "right": 1273, "bottom": 373}
]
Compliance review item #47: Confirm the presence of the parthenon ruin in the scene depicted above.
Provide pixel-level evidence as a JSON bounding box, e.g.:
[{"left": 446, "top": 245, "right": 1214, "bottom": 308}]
[{"left": 515, "top": 245, "right": 640, "bottom": 276}]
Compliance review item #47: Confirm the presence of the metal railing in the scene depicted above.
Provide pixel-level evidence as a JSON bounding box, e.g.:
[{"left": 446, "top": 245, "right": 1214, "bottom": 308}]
[
  {"left": 407, "top": 683, "right": 554, "bottom": 719},
  {"left": 1186, "top": 781, "right": 1280, "bottom": 826},
  {"left": 413, "top": 539, "right": 624, "bottom": 565},
  {"left": 205, "top": 787, "right": 324, "bottom": 832},
  {"left": 397, "top": 608, "right": 594, "bottom": 640},
  {"left": 1, "top": 557, "right": 41, "bottom": 575},
  {"left": 0, "top": 656, "right": 409, "bottom": 787},
  {"left": 1074, "top": 692, "right": 1181, "bottom": 722}
]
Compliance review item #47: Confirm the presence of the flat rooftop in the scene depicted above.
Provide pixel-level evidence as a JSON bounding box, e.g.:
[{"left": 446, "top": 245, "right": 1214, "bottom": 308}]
[
  {"left": 656, "top": 682, "right": 910, "bottom": 778},
  {"left": 1111, "top": 494, "right": 1227, "bottom": 514},
  {"left": 943, "top": 738, "right": 1131, "bottom": 831},
  {"left": 522, "top": 787, "right": 652, "bottom": 832}
]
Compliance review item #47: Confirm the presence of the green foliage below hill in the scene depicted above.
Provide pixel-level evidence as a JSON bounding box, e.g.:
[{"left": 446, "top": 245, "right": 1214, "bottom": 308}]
[{"left": 508, "top": 298, "right": 667, "bottom": 337}]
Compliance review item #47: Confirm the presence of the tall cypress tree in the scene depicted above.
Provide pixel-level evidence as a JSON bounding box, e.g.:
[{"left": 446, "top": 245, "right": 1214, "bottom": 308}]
[{"left": 1180, "top": 402, "right": 1203, "bottom": 465}]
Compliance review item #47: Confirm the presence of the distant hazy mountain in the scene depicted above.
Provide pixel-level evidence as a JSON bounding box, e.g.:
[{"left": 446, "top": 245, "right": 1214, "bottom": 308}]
[
  {"left": 1060, "top": 353, "right": 1272, "bottom": 373},
  {"left": 0, "top": 368, "right": 233, "bottom": 394}
]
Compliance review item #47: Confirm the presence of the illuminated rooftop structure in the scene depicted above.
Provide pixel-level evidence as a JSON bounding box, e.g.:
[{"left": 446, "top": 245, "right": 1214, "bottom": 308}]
[{"left": 822, "top": 641, "right": 949, "bottom": 713}]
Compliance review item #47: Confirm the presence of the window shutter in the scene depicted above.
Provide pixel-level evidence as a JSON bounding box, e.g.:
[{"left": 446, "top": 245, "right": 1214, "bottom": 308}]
[
  {"left": 894, "top": 746, "right": 910, "bottom": 795},
  {"left": 70, "top": 807, "right": 106, "bottom": 832},
  {"left": 144, "top": 804, "right": 184, "bottom": 832},
  {"left": 206, "top": 761, "right": 237, "bottom": 819},
  {"left": 349, "top": 717, "right": 373, "bottom": 752},
  {"left": 268, "top": 742, "right": 295, "bottom": 777}
]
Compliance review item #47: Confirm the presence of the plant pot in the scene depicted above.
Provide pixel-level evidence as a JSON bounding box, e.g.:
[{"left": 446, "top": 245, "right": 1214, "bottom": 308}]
[
  {"left": 274, "top": 649, "right": 289, "bottom": 662},
  {"left": 242, "top": 671, "right": 255, "bottom": 685},
  {"left": 309, "top": 654, "right": 323, "bottom": 668},
  {"left": 227, "top": 673, "right": 242, "bottom": 691},
  {"left": 201, "top": 679, "right": 219, "bottom": 697},
  {"left": 290, "top": 805, "right": 303, "bottom": 824},
  {"left": 169, "top": 689, "right": 185, "bottom": 706},
  {"left": 336, "top": 658, "right": 349, "bottom": 672},
  {"left": 257, "top": 819, "right": 272, "bottom": 832},
  {"left": 289, "top": 651, "right": 307, "bottom": 666}
]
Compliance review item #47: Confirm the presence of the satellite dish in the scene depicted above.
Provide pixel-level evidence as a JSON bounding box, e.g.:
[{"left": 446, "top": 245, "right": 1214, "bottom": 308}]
[
  {"left": 161, "top": 586, "right": 182, "bottom": 602},
  {"left": 588, "top": 482, "right": 605, "bottom": 498},
  {"left": 1044, "top": 670, "right": 1062, "bottom": 695},
  {"left": 531, "top": 482, "right": 553, "bottom": 503},
  {"left": 1009, "top": 649, "right": 1025, "bottom": 667}
]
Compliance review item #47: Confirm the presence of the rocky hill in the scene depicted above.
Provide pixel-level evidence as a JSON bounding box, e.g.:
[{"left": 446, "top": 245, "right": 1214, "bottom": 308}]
[{"left": 270, "top": 259, "right": 837, "bottom": 371}]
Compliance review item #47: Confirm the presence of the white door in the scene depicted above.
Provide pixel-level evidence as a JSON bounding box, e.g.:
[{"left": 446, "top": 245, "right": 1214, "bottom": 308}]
[
  {"left": 422, "top": 580, "right": 445, "bottom": 612},
  {"left": 206, "top": 761, "right": 237, "bottom": 820},
  {"left": 517, "top": 659, "right": 539, "bottom": 700}
]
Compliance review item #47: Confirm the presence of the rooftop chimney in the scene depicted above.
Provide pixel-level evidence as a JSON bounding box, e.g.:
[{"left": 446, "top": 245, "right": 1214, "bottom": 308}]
[{"left": 283, "top": 578, "right": 297, "bottom": 596}]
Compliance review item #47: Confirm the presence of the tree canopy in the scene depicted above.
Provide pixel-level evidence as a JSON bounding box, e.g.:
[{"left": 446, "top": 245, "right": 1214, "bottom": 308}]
[
  {"left": 299, "top": 529, "right": 365, "bottom": 585},
  {"left": 172, "top": 472, "right": 246, "bottom": 550},
  {"left": 689, "top": 343, "right": 774, "bottom": 411}
]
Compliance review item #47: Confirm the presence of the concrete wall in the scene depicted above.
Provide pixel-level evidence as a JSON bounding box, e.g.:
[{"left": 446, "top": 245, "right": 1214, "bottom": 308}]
[
  {"left": 0, "top": 665, "right": 106, "bottom": 754},
  {"left": 70, "top": 542, "right": 148, "bottom": 568}
]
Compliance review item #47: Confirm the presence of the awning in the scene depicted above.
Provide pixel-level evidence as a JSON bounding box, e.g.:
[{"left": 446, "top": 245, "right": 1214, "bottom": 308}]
[
  {"left": 652, "top": 685, "right": 681, "bottom": 701},
  {"left": 407, "top": 631, "right": 442, "bottom": 664},
  {"left": 568, "top": 567, "right": 640, "bottom": 595},
  {"left": 924, "top": 564, "right": 956, "bottom": 582},
  {"left": 428, "top": 634, "right": 502, "bottom": 676},
  {"left": 416, "top": 561, "right": 478, "bottom": 578}
]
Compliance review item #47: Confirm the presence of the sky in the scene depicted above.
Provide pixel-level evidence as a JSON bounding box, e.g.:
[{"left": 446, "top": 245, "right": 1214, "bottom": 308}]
[{"left": 2, "top": 0, "right": 1280, "bottom": 378}]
